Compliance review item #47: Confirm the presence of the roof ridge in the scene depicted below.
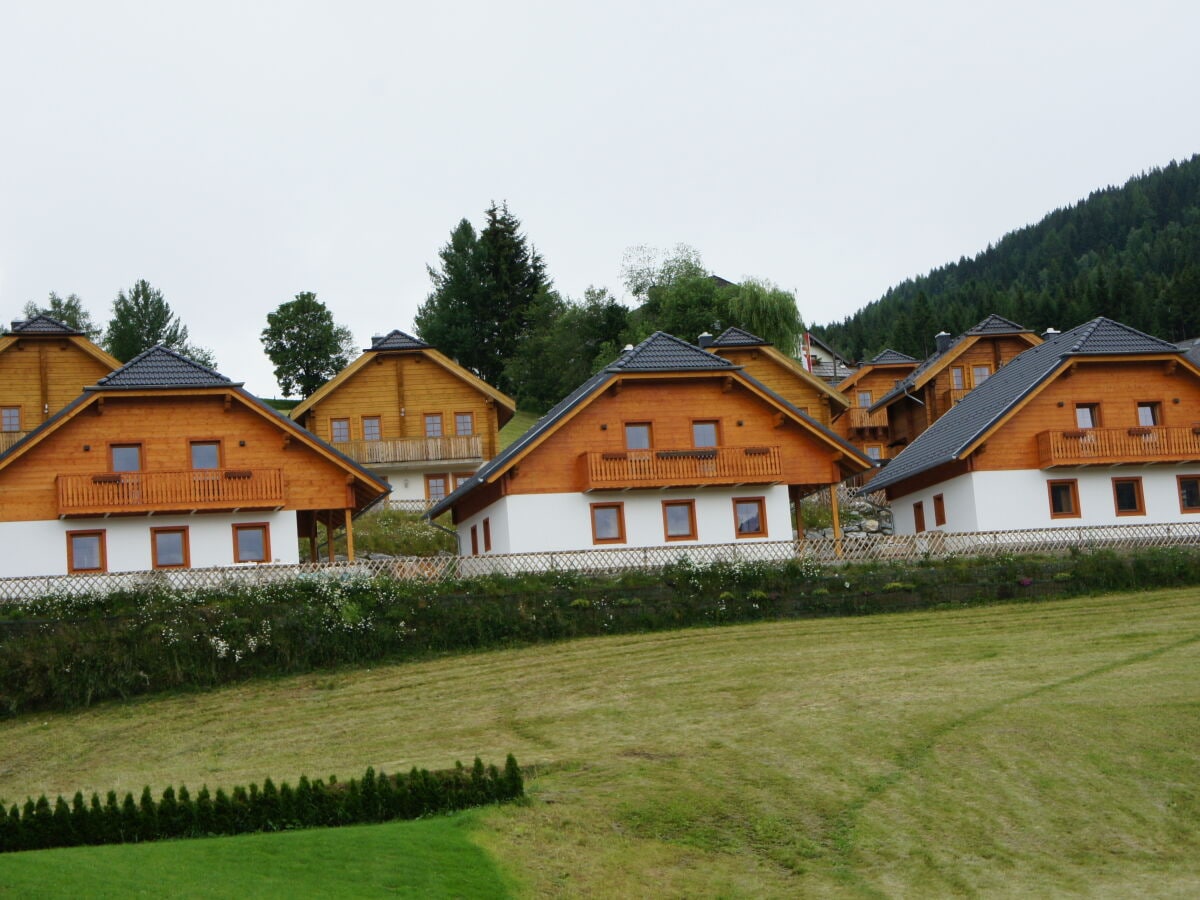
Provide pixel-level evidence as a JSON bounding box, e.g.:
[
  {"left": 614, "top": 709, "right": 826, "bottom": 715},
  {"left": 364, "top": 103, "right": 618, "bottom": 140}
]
[{"left": 93, "top": 344, "right": 235, "bottom": 389}]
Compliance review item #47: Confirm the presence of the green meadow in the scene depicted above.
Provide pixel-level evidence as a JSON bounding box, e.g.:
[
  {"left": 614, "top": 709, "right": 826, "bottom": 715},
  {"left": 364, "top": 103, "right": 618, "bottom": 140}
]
[{"left": 2, "top": 588, "right": 1198, "bottom": 897}]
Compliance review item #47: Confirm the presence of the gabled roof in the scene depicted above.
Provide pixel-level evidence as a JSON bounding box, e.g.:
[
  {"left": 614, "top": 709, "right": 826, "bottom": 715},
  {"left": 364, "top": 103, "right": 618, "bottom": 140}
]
[
  {"left": 370, "top": 329, "right": 429, "bottom": 351},
  {"left": 711, "top": 326, "right": 767, "bottom": 348},
  {"left": 867, "top": 348, "right": 918, "bottom": 365},
  {"left": 91, "top": 345, "right": 236, "bottom": 390},
  {"left": 8, "top": 315, "right": 81, "bottom": 335},
  {"left": 1178, "top": 337, "right": 1200, "bottom": 368},
  {"left": 867, "top": 318, "right": 1190, "bottom": 494},
  {"left": 708, "top": 327, "right": 850, "bottom": 411},
  {"left": 290, "top": 330, "right": 516, "bottom": 424},
  {"left": 429, "top": 331, "right": 872, "bottom": 518},
  {"left": 837, "top": 348, "right": 920, "bottom": 392},
  {"left": 870, "top": 315, "right": 1038, "bottom": 412}
]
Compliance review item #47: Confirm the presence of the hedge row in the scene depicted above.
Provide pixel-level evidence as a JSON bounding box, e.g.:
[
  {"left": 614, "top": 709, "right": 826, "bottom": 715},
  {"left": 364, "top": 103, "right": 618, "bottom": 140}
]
[
  {"left": 3, "top": 545, "right": 1200, "bottom": 716},
  {"left": 0, "top": 755, "right": 523, "bottom": 854}
]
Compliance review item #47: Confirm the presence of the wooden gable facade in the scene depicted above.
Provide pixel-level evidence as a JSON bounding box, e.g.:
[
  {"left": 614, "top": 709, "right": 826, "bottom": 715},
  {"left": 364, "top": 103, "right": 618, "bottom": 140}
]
[
  {"left": 0, "top": 347, "right": 388, "bottom": 577},
  {"left": 833, "top": 349, "right": 919, "bottom": 461},
  {"left": 0, "top": 316, "right": 119, "bottom": 453},
  {"left": 290, "top": 330, "right": 515, "bottom": 506},
  {"left": 430, "top": 333, "right": 872, "bottom": 559}
]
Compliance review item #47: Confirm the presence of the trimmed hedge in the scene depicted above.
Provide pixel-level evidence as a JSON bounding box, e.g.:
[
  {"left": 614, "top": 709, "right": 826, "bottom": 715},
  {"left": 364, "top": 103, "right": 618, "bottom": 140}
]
[
  {"left": 0, "top": 755, "right": 523, "bottom": 854},
  {"left": 2, "top": 545, "right": 1200, "bottom": 716}
]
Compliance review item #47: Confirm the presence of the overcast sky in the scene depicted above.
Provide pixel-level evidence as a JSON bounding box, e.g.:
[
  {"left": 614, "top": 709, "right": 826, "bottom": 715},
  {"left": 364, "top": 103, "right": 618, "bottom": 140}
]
[{"left": 2, "top": 1, "right": 1198, "bottom": 396}]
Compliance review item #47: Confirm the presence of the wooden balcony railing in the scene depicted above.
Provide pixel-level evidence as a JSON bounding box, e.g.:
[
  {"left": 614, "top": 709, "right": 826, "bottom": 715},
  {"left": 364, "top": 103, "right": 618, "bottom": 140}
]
[
  {"left": 942, "top": 387, "right": 970, "bottom": 410},
  {"left": 0, "top": 431, "right": 28, "bottom": 454},
  {"left": 1037, "top": 426, "right": 1200, "bottom": 468},
  {"left": 583, "top": 446, "right": 783, "bottom": 491},
  {"left": 57, "top": 468, "right": 285, "bottom": 516},
  {"left": 332, "top": 434, "right": 483, "bottom": 465},
  {"left": 846, "top": 407, "right": 888, "bottom": 429}
]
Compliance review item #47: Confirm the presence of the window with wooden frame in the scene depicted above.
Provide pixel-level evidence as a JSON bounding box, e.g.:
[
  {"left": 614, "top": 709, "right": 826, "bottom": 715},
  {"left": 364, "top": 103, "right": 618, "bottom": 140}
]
[
  {"left": 424, "top": 414, "right": 443, "bottom": 438},
  {"left": 470, "top": 525, "right": 479, "bottom": 555},
  {"left": 425, "top": 474, "right": 448, "bottom": 502},
  {"left": 362, "top": 416, "right": 382, "bottom": 441},
  {"left": 190, "top": 440, "right": 221, "bottom": 470},
  {"left": 1112, "top": 477, "right": 1145, "bottom": 516},
  {"left": 590, "top": 502, "right": 626, "bottom": 544},
  {"left": 330, "top": 418, "right": 351, "bottom": 442},
  {"left": 1178, "top": 475, "right": 1200, "bottom": 513},
  {"left": 971, "top": 365, "right": 991, "bottom": 387},
  {"left": 733, "top": 497, "right": 767, "bottom": 538},
  {"left": 1048, "top": 479, "right": 1081, "bottom": 518},
  {"left": 110, "top": 443, "right": 142, "bottom": 472},
  {"left": 0, "top": 406, "right": 19, "bottom": 432},
  {"left": 691, "top": 420, "right": 719, "bottom": 448},
  {"left": 662, "top": 500, "right": 697, "bottom": 541},
  {"left": 232, "top": 523, "right": 271, "bottom": 563},
  {"left": 453, "top": 472, "right": 473, "bottom": 489},
  {"left": 865, "top": 444, "right": 883, "bottom": 461},
  {"left": 454, "top": 412, "right": 474, "bottom": 436},
  {"left": 624, "top": 422, "right": 652, "bottom": 450},
  {"left": 857, "top": 390, "right": 872, "bottom": 408},
  {"left": 950, "top": 367, "right": 965, "bottom": 390},
  {"left": 483, "top": 517, "right": 492, "bottom": 552},
  {"left": 67, "top": 530, "right": 106, "bottom": 573},
  {"left": 1136, "top": 402, "right": 1161, "bottom": 427},
  {"left": 933, "top": 493, "right": 946, "bottom": 527},
  {"left": 913, "top": 501, "right": 926, "bottom": 533},
  {"left": 1075, "top": 404, "right": 1100, "bottom": 429},
  {"left": 151, "top": 526, "right": 190, "bottom": 569}
]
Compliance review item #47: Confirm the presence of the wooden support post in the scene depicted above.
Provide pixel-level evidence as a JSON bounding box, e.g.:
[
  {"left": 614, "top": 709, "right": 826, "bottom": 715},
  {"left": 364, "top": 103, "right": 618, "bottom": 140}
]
[
  {"left": 344, "top": 508, "right": 355, "bottom": 561},
  {"left": 308, "top": 517, "right": 319, "bottom": 563},
  {"left": 327, "top": 515, "right": 336, "bottom": 563},
  {"left": 830, "top": 483, "right": 843, "bottom": 559}
]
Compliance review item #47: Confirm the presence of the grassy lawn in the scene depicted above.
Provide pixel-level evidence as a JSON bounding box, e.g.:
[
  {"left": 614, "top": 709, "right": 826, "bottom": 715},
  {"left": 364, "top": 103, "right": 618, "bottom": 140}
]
[
  {"left": 498, "top": 410, "right": 539, "bottom": 450},
  {"left": 2, "top": 589, "right": 1199, "bottom": 896}
]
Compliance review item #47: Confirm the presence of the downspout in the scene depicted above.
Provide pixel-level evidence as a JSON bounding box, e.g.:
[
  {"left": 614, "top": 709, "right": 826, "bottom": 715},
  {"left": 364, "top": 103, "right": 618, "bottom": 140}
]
[{"left": 427, "top": 518, "right": 462, "bottom": 555}]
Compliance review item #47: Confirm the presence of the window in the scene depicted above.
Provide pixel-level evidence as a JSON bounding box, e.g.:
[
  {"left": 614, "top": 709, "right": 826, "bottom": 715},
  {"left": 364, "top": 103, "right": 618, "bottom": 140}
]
[
  {"left": 625, "top": 422, "right": 651, "bottom": 450},
  {"left": 1112, "top": 477, "right": 1145, "bottom": 516},
  {"left": 913, "top": 501, "right": 926, "bottom": 533},
  {"left": 151, "top": 527, "right": 190, "bottom": 569},
  {"left": 111, "top": 443, "right": 142, "bottom": 472},
  {"left": 470, "top": 525, "right": 479, "bottom": 555},
  {"left": 865, "top": 444, "right": 883, "bottom": 461},
  {"left": 662, "top": 500, "right": 697, "bottom": 541},
  {"left": 424, "top": 414, "right": 443, "bottom": 438},
  {"left": 1075, "top": 404, "right": 1099, "bottom": 429},
  {"left": 1048, "top": 480, "right": 1080, "bottom": 518},
  {"left": 857, "top": 390, "right": 872, "bottom": 408},
  {"left": 67, "top": 530, "right": 106, "bottom": 573},
  {"left": 733, "top": 497, "right": 767, "bottom": 538},
  {"left": 590, "top": 502, "right": 626, "bottom": 544},
  {"left": 425, "top": 475, "right": 448, "bottom": 502},
  {"left": 1178, "top": 476, "right": 1200, "bottom": 513},
  {"left": 453, "top": 472, "right": 473, "bottom": 489},
  {"left": 330, "top": 418, "right": 350, "bottom": 442},
  {"left": 454, "top": 412, "right": 474, "bottom": 436},
  {"left": 362, "top": 416, "right": 381, "bottom": 441},
  {"left": 692, "top": 420, "right": 719, "bottom": 448},
  {"left": 972, "top": 365, "right": 991, "bottom": 387},
  {"left": 233, "top": 523, "right": 270, "bottom": 563},
  {"left": 190, "top": 441, "right": 220, "bottom": 469},
  {"left": 0, "top": 406, "right": 19, "bottom": 432},
  {"left": 933, "top": 493, "right": 946, "bottom": 527},
  {"left": 483, "top": 517, "right": 492, "bottom": 552},
  {"left": 1136, "top": 402, "right": 1161, "bottom": 427},
  {"left": 950, "top": 367, "right": 965, "bottom": 390}
]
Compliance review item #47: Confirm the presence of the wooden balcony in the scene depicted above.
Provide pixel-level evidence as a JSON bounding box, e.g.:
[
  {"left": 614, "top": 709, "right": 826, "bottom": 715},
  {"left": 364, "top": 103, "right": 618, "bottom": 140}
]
[
  {"left": 583, "top": 446, "right": 783, "bottom": 491},
  {"left": 0, "top": 431, "right": 28, "bottom": 454},
  {"left": 1037, "top": 426, "right": 1200, "bottom": 468},
  {"left": 846, "top": 407, "right": 888, "bottom": 430},
  {"left": 332, "top": 434, "right": 483, "bottom": 466},
  {"left": 57, "top": 469, "right": 285, "bottom": 516},
  {"left": 942, "top": 387, "right": 970, "bottom": 410}
]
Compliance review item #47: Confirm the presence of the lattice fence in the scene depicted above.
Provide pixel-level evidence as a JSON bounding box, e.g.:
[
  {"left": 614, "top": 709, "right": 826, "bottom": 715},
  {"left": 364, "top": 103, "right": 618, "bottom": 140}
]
[{"left": 3, "top": 523, "right": 1199, "bottom": 603}]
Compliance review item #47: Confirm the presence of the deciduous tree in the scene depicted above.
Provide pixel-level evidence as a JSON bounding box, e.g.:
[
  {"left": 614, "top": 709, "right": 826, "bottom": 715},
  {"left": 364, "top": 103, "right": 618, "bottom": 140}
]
[
  {"left": 260, "top": 292, "right": 356, "bottom": 398},
  {"left": 21, "top": 292, "right": 101, "bottom": 339}
]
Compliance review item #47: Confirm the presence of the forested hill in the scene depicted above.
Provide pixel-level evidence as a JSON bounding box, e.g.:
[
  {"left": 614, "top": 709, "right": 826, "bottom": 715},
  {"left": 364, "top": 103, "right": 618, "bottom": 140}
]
[{"left": 811, "top": 155, "right": 1200, "bottom": 362}]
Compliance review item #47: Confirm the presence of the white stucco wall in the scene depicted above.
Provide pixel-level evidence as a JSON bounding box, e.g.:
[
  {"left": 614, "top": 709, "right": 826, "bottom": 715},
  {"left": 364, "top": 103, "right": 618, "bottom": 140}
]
[
  {"left": 890, "top": 466, "right": 1200, "bottom": 534},
  {"left": 0, "top": 512, "right": 299, "bottom": 577},
  {"left": 454, "top": 486, "right": 794, "bottom": 555},
  {"left": 374, "top": 464, "right": 481, "bottom": 503}
]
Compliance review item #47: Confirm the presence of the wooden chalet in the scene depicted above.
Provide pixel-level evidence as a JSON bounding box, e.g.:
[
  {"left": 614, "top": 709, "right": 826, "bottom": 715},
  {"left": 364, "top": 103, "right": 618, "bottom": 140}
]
[
  {"left": 704, "top": 326, "right": 851, "bottom": 429},
  {"left": 867, "top": 318, "right": 1200, "bottom": 534},
  {"left": 428, "top": 332, "right": 873, "bottom": 559},
  {"left": 0, "top": 315, "right": 120, "bottom": 453},
  {"left": 0, "top": 347, "right": 388, "bottom": 577},
  {"left": 290, "top": 330, "right": 515, "bottom": 507},
  {"left": 870, "top": 315, "right": 1042, "bottom": 452},
  {"left": 833, "top": 348, "right": 920, "bottom": 462}
]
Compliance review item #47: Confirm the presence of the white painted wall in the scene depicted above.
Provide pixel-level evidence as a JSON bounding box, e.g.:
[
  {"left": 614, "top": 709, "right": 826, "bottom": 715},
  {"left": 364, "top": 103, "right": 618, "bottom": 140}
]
[
  {"left": 890, "top": 466, "right": 1200, "bottom": 534},
  {"left": 454, "top": 486, "right": 794, "bottom": 556},
  {"left": 374, "top": 463, "right": 481, "bottom": 503},
  {"left": 0, "top": 512, "right": 299, "bottom": 577}
]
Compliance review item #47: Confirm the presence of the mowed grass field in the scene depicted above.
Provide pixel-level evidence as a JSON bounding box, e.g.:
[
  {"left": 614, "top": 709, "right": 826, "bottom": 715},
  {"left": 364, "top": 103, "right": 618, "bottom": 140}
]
[{"left": 1, "top": 588, "right": 1198, "bottom": 897}]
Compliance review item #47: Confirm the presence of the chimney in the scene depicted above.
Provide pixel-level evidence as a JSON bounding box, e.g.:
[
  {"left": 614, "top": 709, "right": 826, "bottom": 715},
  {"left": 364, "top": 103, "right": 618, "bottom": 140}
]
[
  {"left": 1042, "top": 327, "right": 1059, "bottom": 339},
  {"left": 697, "top": 332, "right": 713, "bottom": 349},
  {"left": 934, "top": 331, "right": 952, "bottom": 354}
]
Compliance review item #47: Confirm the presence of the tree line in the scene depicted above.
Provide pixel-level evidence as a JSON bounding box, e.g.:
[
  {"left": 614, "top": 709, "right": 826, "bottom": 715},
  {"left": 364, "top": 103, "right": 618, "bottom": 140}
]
[{"left": 812, "top": 154, "right": 1200, "bottom": 362}]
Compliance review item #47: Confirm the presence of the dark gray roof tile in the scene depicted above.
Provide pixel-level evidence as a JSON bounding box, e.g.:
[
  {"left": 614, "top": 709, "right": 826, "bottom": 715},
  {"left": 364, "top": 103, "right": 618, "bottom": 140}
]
[
  {"left": 711, "top": 326, "right": 767, "bottom": 347},
  {"left": 8, "top": 315, "right": 80, "bottom": 336},
  {"left": 91, "top": 346, "right": 235, "bottom": 389},
  {"left": 613, "top": 331, "right": 734, "bottom": 371},
  {"left": 867, "top": 348, "right": 918, "bottom": 365},
  {"left": 370, "top": 329, "right": 429, "bottom": 351}
]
